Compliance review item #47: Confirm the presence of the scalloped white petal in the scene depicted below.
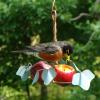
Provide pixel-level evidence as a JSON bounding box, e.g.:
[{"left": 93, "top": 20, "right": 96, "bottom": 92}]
[
  {"left": 42, "top": 68, "right": 56, "bottom": 85},
  {"left": 21, "top": 71, "right": 29, "bottom": 81},
  {"left": 32, "top": 71, "right": 39, "bottom": 84},
  {"left": 72, "top": 70, "right": 95, "bottom": 91},
  {"left": 16, "top": 66, "right": 26, "bottom": 76},
  {"left": 16, "top": 65, "right": 29, "bottom": 81}
]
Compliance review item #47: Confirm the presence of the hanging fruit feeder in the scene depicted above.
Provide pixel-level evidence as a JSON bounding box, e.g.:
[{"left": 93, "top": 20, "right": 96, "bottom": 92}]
[
  {"left": 30, "top": 61, "right": 76, "bottom": 85},
  {"left": 16, "top": 0, "right": 95, "bottom": 91}
]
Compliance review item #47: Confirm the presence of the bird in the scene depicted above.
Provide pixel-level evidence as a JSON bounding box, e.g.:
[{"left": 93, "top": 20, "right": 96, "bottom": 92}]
[{"left": 13, "top": 41, "right": 73, "bottom": 62}]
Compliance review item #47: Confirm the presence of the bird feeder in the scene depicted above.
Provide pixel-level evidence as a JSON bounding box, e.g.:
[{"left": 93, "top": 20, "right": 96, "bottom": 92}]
[{"left": 16, "top": 0, "right": 95, "bottom": 91}]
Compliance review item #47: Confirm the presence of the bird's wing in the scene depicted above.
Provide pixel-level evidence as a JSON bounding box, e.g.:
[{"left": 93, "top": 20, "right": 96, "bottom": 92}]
[
  {"left": 26, "top": 45, "right": 61, "bottom": 54},
  {"left": 26, "top": 41, "right": 69, "bottom": 54}
]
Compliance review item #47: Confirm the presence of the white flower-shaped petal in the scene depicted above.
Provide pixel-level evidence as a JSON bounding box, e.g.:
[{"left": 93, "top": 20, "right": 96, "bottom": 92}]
[
  {"left": 72, "top": 69, "right": 95, "bottom": 91},
  {"left": 21, "top": 71, "right": 29, "bottom": 81},
  {"left": 82, "top": 69, "right": 95, "bottom": 81},
  {"left": 16, "top": 65, "right": 26, "bottom": 76},
  {"left": 42, "top": 68, "right": 56, "bottom": 85},
  {"left": 16, "top": 65, "right": 30, "bottom": 81},
  {"left": 32, "top": 71, "right": 39, "bottom": 84}
]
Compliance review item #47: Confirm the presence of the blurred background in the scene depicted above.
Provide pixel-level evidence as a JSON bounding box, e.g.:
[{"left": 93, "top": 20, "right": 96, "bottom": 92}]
[{"left": 0, "top": 0, "right": 100, "bottom": 100}]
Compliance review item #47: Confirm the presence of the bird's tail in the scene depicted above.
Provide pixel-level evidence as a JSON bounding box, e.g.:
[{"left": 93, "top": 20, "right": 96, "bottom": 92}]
[
  {"left": 12, "top": 49, "right": 35, "bottom": 55},
  {"left": 12, "top": 48, "right": 42, "bottom": 59}
]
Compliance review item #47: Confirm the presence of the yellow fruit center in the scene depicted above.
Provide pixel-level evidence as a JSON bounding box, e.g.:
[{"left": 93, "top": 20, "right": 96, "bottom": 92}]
[{"left": 56, "top": 64, "right": 74, "bottom": 72}]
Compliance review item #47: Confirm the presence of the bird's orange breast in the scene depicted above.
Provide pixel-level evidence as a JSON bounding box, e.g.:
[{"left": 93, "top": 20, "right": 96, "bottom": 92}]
[{"left": 39, "top": 50, "right": 63, "bottom": 62}]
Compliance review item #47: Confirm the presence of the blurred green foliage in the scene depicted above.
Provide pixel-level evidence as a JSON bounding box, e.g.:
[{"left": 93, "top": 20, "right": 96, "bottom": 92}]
[{"left": 0, "top": 0, "right": 100, "bottom": 100}]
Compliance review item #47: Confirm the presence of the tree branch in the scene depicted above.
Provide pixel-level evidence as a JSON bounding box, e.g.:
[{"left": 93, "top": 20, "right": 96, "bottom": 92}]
[{"left": 70, "top": 13, "right": 90, "bottom": 21}]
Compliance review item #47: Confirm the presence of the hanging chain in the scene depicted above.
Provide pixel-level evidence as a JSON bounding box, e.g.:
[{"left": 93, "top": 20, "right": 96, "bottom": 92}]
[{"left": 52, "top": 0, "right": 57, "bottom": 42}]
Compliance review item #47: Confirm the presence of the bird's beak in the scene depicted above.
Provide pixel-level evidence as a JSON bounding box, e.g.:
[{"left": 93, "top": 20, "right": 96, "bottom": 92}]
[{"left": 64, "top": 54, "right": 70, "bottom": 62}]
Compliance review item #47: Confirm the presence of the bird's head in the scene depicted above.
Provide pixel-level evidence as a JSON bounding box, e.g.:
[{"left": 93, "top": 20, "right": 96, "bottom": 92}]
[
  {"left": 62, "top": 45, "right": 73, "bottom": 55},
  {"left": 62, "top": 45, "right": 73, "bottom": 61}
]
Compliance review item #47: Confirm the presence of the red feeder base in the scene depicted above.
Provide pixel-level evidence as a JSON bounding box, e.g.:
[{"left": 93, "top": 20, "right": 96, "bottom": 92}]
[
  {"left": 30, "top": 61, "right": 51, "bottom": 84},
  {"left": 54, "top": 64, "right": 76, "bottom": 86}
]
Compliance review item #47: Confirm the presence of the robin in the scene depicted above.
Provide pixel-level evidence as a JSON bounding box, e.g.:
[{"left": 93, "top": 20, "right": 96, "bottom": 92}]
[{"left": 13, "top": 41, "right": 73, "bottom": 62}]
